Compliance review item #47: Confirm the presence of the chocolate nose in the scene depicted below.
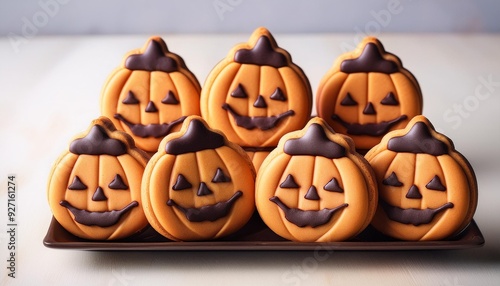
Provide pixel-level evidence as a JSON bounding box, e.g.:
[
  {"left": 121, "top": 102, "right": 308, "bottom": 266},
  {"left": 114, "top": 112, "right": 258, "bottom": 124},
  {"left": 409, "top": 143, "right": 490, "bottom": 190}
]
[
  {"left": 304, "top": 186, "right": 320, "bottom": 200},
  {"left": 92, "top": 187, "right": 108, "bottom": 201},
  {"left": 363, "top": 102, "right": 376, "bottom": 114},
  {"left": 197, "top": 182, "right": 213, "bottom": 196},
  {"left": 145, "top": 101, "right": 158, "bottom": 112},
  {"left": 253, "top": 95, "right": 267, "bottom": 108},
  {"left": 405, "top": 185, "right": 422, "bottom": 199}
]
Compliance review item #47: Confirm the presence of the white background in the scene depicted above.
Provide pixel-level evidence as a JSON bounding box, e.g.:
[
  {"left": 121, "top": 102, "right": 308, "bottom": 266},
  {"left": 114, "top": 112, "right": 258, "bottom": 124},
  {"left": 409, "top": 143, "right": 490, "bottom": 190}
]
[{"left": 1, "top": 0, "right": 500, "bottom": 35}]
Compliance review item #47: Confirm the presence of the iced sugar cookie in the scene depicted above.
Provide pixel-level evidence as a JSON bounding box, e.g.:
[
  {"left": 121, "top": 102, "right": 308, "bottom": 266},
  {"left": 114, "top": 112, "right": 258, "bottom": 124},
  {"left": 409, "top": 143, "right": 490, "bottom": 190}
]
[
  {"left": 365, "top": 115, "right": 478, "bottom": 241},
  {"left": 101, "top": 36, "right": 201, "bottom": 153},
  {"left": 47, "top": 117, "right": 149, "bottom": 240},
  {"left": 316, "top": 36, "right": 422, "bottom": 151},
  {"left": 256, "top": 117, "right": 377, "bottom": 242},
  {"left": 200, "top": 27, "right": 312, "bottom": 149},
  {"left": 142, "top": 116, "right": 255, "bottom": 241}
]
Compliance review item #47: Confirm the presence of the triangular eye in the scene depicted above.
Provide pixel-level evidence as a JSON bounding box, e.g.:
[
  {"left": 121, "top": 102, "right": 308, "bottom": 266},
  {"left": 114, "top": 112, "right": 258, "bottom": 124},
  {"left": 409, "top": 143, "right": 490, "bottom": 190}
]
[
  {"left": 172, "top": 174, "right": 192, "bottom": 190},
  {"left": 280, "top": 174, "right": 300, "bottom": 188},
  {"left": 324, "top": 178, "right": 343, "bottom": 193},
  {"left": 382, "top": 172, "right": 403, "bottom": 187},
  {"left": 122, "top": 91, "right": 139, "bottom": 104},
  {"left": 270, "top": 87, "right": 287, "bottom": 101},
  {"left": 108, "top": 174, "right": 128, "bottom": 190},
  {"left": 212, "top": 168, "right": 231, "bottom": 183},
  {"left": 68, "top": 176, "right": 87, "bottom": 190},
  {"left": 161, "top": 91, "right": 179, "bottom": 105},
  {"left": 340, "top": 92, "right": 358, "bottom": 106},
  {"left": 380, "top": 92, "right": 399, "bottom": 105},
  {"left": 231, "top": 84, "right": 248, "bottom": 98},
  {"left": 426, "top": 175, "right": 446, "bottom": 191}
]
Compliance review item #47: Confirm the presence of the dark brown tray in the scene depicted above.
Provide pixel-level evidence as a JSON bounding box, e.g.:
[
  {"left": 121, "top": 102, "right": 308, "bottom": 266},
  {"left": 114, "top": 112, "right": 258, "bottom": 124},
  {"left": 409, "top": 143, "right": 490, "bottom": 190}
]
[{"left": 43, "top": 212, "right": 484, "bottom": 251}]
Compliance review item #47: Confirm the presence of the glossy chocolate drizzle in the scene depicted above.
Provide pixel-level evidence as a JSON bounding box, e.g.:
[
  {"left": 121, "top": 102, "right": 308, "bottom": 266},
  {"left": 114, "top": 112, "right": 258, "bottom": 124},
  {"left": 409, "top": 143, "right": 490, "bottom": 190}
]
[
  {"left": 340, "top": 43, "right": 398, "bottom": 74},
  {"left": 165, "top": 119, "right": 225, "bottom": 155},
  {"left": 380, "top": 200, "right": 454, "bottom": 226},
  {"left": 234, "top": 36, "right": 288, "bottom": 68},
  {"left": 331, "top": 114, "right": 407, "bottom": 137},
  {"left": 114, "top": 114, "right": 186, "bottom": 138},
  {"left": 222, "top": 103, "right": 295, "bottom": 131},
  {"left": 125, "top": 39, "right": 178, "bottom": 72},
  {"left": 270, "top": 196, "right": 348, "bottom": 228},
  {"left": 283, "top": 123, "right": 346, "bottom": 159},
  {"left": 167, "top": 191, "right": 243, "bottom": 222},
  {"left": 60, "top": 200, "right": 138, "bottom": 227},
  {"left": 387, "top": 122, "right": 448, "bottom": 155},
  {"left": 69, "top": 125, "right": 127, "bottom": 156}
]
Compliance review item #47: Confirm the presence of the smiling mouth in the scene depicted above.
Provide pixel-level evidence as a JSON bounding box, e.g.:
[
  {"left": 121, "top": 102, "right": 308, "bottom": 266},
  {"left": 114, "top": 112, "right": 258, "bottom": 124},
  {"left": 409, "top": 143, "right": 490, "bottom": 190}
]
[
  {"left": 331, "top": 114, "right": 407, "bottom": 136},
  {"left": 269, "top": 196, "right": 348, "bottom": 228},
  {"left": 380, "top": 200, "right": 454, "bottom": 226},
  {"left": 222, "top": 103, "right": 295, "bottom": 131},
  {"left": 60, "top": 200, "right": 138, "bottom": 227},
  {"left": 167, "top": 191, "right": 243, "bottom": 222},
  {"left": 114, "top": 114, "right": 186, "bottom": 138}
]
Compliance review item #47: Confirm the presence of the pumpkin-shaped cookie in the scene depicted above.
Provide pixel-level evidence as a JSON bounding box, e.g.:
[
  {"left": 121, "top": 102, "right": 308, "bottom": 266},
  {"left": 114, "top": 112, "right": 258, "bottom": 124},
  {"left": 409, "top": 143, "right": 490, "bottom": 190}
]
[
  {"left": 200, "top": 27, "right": 312, "bottom": 149},
  {"left": 101, "top": 36, "right": 201, "bottom": 153},
  {"left": 142, "top": 116, "right": 256, "bottom": 241},
  {"left": 365, "top": 115, "right": 478, "bottom": 241},
  {"left": 316, "top": 37, "right": 422, "bottom": 151},
  {"left": 256, "top": 117, "right": 377, "bottom": 242},
  {"left": 47, "top": 117, "right": 149, "bottom": 240}
]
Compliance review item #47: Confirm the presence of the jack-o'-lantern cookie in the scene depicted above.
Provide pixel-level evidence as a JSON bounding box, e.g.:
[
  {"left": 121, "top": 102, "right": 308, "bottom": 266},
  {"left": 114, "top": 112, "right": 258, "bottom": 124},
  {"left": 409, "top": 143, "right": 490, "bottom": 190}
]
[
  {"left": 47, "top": 117, "right": 149, "bottom": 240},
  {"left": 101, "top": 36, "right": 201, "bottom": 153},
  {"left": 142, "top": 116, "right": 256, "bottom": 241},
  {"left": 316, "top": 37, "right": 422, "bottom": 151},
  {"left": 365, "top": 115, "right": 478, "bottom": 241},
  {"left": 200, "top": 27, "right": 312, "bottom": 169},
  {"left": 256, "top": 117, "right": 377, "bottom": 242}
]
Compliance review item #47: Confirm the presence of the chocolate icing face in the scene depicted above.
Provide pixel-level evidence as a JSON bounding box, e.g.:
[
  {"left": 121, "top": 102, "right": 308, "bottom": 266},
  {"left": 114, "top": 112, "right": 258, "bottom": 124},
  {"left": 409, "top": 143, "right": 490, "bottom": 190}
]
[
  {"left": 115, "top": 87, "right": 187, "bottom": 139},
  {"left": 69, "top": 125, "right": 127, "bottom": 156},
  {"left": 167, "top": 191, "right": 243, "bottom": 222},
  {"left": 59, "top": 200, "right": 138, "bottom": 227},
  {"left": 167, "top": 167, "right": 240, "bottom": 222},
  {"left": 222, "top": 103, "right": 295, "bottom": 131},
  {"left": 114, "top": 114, "right": 186, "bottom": 138},
  {"left": 340, "top": 43, "right": 398, "bottom": 74},
  {"left": 269, "top": 196, "right": 348, "bottom": 228},
  {"left": 234, "top": 36, "right": 288, "bottom": 68},
  {"left": 165, "top": 119, "right": 225, "bottom": 154},
  {"left": 331, "top": 114, "right": 408, "bottom": 137},
  {"left": 380, "top": 200, "right": 454, "bottom": 226},
  {"left": 387, "top": 122, "right": 448, "bottom": 155},
  {"left": 125, "top": 39, "right": 178, "bottom": 72},
  {"left": 283, "top": 123, "right": 346, "bottom": 159}
]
